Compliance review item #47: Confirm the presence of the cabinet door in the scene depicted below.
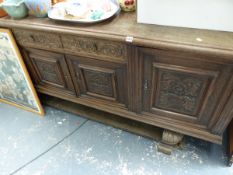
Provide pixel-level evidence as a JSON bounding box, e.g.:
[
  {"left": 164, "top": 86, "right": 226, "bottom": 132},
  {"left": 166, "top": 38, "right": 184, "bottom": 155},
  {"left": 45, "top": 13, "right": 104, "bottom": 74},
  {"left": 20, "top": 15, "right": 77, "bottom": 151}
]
[
  {"left": 140, "top": 48, "right": 233, "bottom": 128},
  {"left": 23, "top": 48, "right": 75, "bottom": 96},
  {"left": 66, "top": 55, "right": 128, "bottom": 107}
]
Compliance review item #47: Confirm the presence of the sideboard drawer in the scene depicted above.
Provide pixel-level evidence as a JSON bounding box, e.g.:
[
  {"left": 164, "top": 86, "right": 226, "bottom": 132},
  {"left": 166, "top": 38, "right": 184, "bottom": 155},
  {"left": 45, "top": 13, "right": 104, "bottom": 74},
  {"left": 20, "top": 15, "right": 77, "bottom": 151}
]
[
  {"left": 13, "top": 29, "right": 63, "bottom": 50},
  {"left": 61, "top": 35, "right": 127, "bottom": 62}
]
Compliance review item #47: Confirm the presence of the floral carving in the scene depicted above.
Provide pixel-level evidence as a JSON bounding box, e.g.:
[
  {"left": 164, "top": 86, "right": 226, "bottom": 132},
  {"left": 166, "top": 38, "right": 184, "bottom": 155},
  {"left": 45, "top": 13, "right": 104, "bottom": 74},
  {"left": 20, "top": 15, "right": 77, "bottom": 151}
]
[
  {"left": 13, "top": 29, "right": 63, "bottom": 49},
  {"left": 34, "top": 60, "right": 63, "bottom": 86},
  {"left": 13, "top": 30, "right": 126, "bottom": 61},
  {"left": 82, "top": 69, "right": 114, "bottom": 97},
  {"left": 36, "top": 62, "right": 56, "bottom": 74},
  {"left": 61, "top": 35, "right": 126, "bottom": 60},
  {"left": 156, "top": 71, "right": 206, "bottom": 116}
]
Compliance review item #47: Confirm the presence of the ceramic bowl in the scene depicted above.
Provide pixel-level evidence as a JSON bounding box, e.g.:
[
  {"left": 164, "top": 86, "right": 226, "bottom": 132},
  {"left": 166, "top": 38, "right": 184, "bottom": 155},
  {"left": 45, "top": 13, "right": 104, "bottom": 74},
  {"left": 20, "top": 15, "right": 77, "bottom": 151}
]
[
  {"left": 0, "top": 0, "right": 28, "bottom": 19},
  {"left": 118, "top": 0, "right": 136, "bottom": 12},
  {"left": 25, "top": 0, "right": 52, "bottom": 17}
]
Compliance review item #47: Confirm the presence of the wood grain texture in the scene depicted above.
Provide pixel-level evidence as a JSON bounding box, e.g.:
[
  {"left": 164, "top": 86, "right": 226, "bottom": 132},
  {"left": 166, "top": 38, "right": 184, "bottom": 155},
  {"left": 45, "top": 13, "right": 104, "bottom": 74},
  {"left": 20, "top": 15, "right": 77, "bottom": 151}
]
[
  {"left": 3, "top": 13, "right": 233, "bottom": 145},
  {"left": 37, "top": 85, "right": 222, "bottom": 144},
  {"left": 152, "top": 63, "right": 212, "bottom": 117},
  {"left": 127, "top": 45, "right": 142, "bottom": 113},
  {"left": 0, "top": 13, "right": 233, "bottom": 60},
  {"left": 139, "top": 47, "right": 233, "bottom": 136},
  {"left": 23, "top": 48, "right": 76, "bottom": 97},
  {"left": 13, "top": 29, "right": 62, "bottom": 50},
  {"left": 61, "top": 35, "right": 127, "bottom": 61},
  {"left": 66, "top": 54, "right": 128, "bottom": 107},
  {"left": 228, "top": 120, "right": 233, "bottom": 166}
]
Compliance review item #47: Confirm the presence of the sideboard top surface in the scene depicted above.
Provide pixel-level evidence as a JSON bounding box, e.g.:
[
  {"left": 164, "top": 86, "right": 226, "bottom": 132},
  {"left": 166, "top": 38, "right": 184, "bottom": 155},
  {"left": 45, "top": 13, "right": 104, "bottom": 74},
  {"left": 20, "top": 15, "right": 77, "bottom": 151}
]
[{"left": 0, "top": 12, "right": 233, "bottom": 58}]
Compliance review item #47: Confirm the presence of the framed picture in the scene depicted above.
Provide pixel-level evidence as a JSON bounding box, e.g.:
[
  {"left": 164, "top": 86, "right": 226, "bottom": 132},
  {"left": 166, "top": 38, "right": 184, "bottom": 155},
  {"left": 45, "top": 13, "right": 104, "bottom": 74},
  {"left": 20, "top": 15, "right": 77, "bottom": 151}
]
[{"left": 0, "top": 28, "right": 44, "bottom": 116}]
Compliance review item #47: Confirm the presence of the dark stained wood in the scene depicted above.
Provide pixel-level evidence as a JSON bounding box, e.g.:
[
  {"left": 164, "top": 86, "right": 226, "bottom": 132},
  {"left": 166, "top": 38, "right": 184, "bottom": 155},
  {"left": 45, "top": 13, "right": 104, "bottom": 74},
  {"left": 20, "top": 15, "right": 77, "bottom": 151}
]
[
  {"left": 13, "top": 28, "right": 62, "bottom": 50},
  {"left": 22, "top": 48, "right": 76, "bottom": 97},
  {"left": 1, "top": 13, "right": 233, "bottom": 60},
  {"left": 228, "top": 120, "right": 233, "bottom": 166},
  {"left": 209, "top": 76, "right": 233, "bottom": 135},
  {"left": 140, "top": 48, "right": 233, "bottom": 131},
  {"left": 36, "top": 82, "right": 222, "bottom": 144},
  {"left": 61, "top": 34, "right": 127, "bottom": 62},
  {"left": 13, "top": 28, "right": 127, "bottom": 64},
  {"left": 66, "top": 54, "right": 128, "bottom": 107},
  {"left": 2, "top": 12, "right": 233, "bottom": 145},
  {"left": 127, "top": 45, "right": 142, "bottom": 113}
]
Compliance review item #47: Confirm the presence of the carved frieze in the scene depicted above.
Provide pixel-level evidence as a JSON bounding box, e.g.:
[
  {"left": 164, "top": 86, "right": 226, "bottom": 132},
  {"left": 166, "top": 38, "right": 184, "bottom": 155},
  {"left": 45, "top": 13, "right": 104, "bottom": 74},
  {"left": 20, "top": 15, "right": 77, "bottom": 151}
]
[
  {"left": 61, "top": 35, "right": 127, "bottom": 60},
  {"left": 13, "top": 29, "right": 63, "bottom": 49},
  {"left": 36, "top": 61, "right": 57, "bottom": 74},
  {"left": 13, "top": 29, "right": 127, "bottom": 61},
  {"left": 155, "top": 71, "right": 207, "bottom": 116},
  {"left": 34, "top": 60, "right": 63, "bottom": 86},
  {"left": 82, "top": 69, "right": 115, "bottom": 98}
]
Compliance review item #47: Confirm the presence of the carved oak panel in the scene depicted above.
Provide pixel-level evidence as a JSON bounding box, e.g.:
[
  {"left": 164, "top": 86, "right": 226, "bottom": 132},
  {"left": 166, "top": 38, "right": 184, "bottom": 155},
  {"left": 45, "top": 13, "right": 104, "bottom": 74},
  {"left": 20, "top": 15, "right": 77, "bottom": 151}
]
[
  {"left": 61, "top": 35, "right": 127, "bottom": 61},
  {"left": 154, "top": 68, "right": 208, "bottom": 116},
  {"left": 23, "top": 48, "right": 75, "bottom": 96},
  {"left": 33, "top": 59, "right": 65, "bottom": 87},
  {"left": 81, "top": 67, "right": 116, "bottom": 98},
  {"left": 140, "top": 48, "right": 229, "bottom": 126},
  {"left": 13, "top": 29, "right": 62, "bottom": 50},
  {"left": 66, "top": 55, "right": 128, "bottom": 105}
]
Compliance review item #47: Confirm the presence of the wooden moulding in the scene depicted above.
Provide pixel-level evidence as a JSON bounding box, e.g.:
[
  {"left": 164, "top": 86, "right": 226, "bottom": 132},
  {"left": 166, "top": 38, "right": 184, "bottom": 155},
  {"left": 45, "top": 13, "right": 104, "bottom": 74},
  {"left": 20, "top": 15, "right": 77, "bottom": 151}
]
[
  {"left": 38, "top": 87, "right": 222, "bottom": 144},
  {"left": 0, "top": 13, "right": 233, "bottom": 60}
]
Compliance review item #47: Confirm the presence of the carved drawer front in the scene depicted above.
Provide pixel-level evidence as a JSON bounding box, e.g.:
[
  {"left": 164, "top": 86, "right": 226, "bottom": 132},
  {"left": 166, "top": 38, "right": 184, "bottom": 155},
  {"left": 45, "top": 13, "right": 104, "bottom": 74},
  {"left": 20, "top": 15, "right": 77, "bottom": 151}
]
[
  {"left": 141, "top": 48, "right": 232, "bottom": 127},
  {"left": 24, "top": 48, "right": 75, "bottom": 96},
  {"left": 13, "top": 29, "right": 62, "bottom": 50},
  {"left": 66, "top": 55, "right": 128, "bottom": 106},
  {"left": 61, "top": 35, "right": 127, "bottom": 61}
]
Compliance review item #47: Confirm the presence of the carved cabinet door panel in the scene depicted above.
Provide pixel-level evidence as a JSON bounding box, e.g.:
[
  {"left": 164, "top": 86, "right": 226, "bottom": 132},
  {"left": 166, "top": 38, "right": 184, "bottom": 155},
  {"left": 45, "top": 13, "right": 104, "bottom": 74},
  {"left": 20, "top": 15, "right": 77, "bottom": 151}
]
[
  {"left": 66, "top": 55, "right": 128, "bottom": 107},
  {"left": 140, "top": 48, "right": 233, "bottom": 130},
  {"left": 23, "top": 48, "right": 76, "bottom": 97}
]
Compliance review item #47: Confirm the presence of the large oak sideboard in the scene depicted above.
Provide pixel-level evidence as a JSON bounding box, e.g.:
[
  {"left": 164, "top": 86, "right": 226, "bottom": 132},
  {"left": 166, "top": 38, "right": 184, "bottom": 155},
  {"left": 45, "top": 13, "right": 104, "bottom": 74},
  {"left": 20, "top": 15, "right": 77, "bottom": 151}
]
[{"left": 0, "top": 13, "right": 233, "bottom": 154}]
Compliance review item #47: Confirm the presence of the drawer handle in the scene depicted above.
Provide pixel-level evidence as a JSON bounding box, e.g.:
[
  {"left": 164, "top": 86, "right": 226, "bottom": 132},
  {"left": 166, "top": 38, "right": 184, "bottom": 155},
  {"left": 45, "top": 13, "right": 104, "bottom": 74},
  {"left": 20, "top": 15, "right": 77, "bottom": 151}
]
[
  {"left": 30, "top": 35, "right": 35, "bottom": 42},
  {"left": 144, "top": 80, "right": 149, "bottom": 91}
]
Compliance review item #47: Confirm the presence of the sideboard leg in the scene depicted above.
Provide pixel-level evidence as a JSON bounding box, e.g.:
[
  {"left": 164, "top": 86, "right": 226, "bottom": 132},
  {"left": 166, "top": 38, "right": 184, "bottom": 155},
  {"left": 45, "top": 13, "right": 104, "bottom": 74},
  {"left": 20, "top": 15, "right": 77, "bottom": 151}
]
[{"left": 157, "top": 129, "right": 184, "bottom": 155}]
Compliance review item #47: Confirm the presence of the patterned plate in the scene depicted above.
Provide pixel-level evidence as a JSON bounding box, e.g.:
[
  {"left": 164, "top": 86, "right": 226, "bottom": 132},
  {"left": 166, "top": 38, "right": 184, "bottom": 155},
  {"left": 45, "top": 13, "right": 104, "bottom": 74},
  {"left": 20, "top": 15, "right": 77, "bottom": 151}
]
[{"left": 48, "top": 0, "right": 120, "bottom": 23}]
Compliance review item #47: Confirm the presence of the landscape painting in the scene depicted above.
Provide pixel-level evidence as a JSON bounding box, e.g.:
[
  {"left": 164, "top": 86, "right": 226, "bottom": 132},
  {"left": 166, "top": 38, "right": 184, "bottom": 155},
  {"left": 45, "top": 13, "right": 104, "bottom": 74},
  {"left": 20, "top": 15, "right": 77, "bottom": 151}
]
[{"left": 0, "top": 28, "right": 44, "bottom": 116}]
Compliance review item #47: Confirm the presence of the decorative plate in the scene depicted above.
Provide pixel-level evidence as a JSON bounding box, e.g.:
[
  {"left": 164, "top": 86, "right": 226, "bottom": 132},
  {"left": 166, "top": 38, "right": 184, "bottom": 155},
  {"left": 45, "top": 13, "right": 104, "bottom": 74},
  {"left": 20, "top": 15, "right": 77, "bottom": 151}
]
[{"left": 48, "top": 0, "right": 120, "bottom": 23}]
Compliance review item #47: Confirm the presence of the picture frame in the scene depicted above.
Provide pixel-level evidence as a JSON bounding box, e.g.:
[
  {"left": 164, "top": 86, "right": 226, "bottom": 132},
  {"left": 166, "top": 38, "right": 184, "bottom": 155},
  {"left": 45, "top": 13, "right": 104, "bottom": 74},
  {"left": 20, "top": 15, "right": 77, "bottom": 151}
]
[{"left": 0, "top": 28, "right": 44, "bottom": 116}]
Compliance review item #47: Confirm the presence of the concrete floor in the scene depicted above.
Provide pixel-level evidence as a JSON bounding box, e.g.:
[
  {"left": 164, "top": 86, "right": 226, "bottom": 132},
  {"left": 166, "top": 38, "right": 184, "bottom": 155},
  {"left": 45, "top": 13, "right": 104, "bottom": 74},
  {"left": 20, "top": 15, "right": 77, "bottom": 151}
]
[{"left": 0, "top": 102, "right": 232, "bottom": 175}]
